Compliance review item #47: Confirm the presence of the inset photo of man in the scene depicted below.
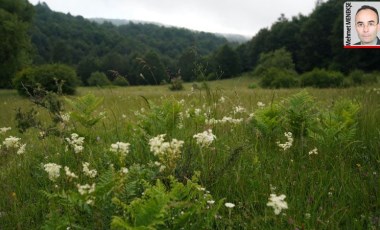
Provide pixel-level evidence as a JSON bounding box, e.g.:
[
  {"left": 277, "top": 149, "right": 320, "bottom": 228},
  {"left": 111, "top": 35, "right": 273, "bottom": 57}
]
[{"left": 344, "top": 2, "right": 380, "bottom": 48}]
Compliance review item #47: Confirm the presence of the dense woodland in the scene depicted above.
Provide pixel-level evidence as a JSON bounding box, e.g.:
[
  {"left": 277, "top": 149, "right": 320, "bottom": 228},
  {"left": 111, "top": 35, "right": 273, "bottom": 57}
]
[{"left": 1, "top": 0, "right": 380, "bottom": 89}]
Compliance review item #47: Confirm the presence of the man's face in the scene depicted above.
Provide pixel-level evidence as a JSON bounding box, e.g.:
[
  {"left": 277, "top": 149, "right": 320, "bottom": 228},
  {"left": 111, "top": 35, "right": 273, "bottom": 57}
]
[{"left": 355, "top": 9, "right": 380, "bottom": 44}]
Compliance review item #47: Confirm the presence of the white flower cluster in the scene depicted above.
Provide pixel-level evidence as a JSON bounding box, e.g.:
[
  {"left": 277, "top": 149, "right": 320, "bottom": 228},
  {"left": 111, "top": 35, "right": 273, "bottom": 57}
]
[
  {"left": 225, "top": 202, "right": 235, "bottom": 208},
  {"left": 82, "top": 162, "right": 97, "bottom": 178},
  {"left": 64, "top": 166, "right": 78, "bottom": 179},
  {"left": 233, "top": 106, "right": 246, "bottom": 114},
  {"left": 0, "top": 127, "right": 11, "bottom": 134},
  {"left": 193, "top": 129, "right": 216, "bottom": 148},
  {"left": 308, "top": 147, "right": 318, "bottom": 155},
  {"left": 257, "top": 101, "right": 266, "bottom": 108},
  {"left": 44, "top": 163, "right": 62, "bottom": 181},
  {"left": 267, "top": 193, "right": 288, "bottom": 215},
  {"left": 148, "top": 134, "right": 184, "bottom": 156},
  {"left": 205, "top": 116, "right": 244, "bottom": 125},
  {"left": 110, "top": 142, "right": 130, "bottom": 156},
  {"left": 219, "top": 96, "right": 226, "bottom": 103},
  {"left": 76, "top": 183, "right": 96, "bottom": 195},
  {"left": 3, "top": 136, "right": 21, "bottom": 149},
  {"left": 60, "top": 113, "right": 70, "bottom": 123},
  {"left": 2, "top": 136, "right": 26, "bottom": 155},
  {"left": 65, "top": 133, "right": 85, "bottom": 153},
  {"left": 277, "top": 132, "right": 293, "bottom": 151}
]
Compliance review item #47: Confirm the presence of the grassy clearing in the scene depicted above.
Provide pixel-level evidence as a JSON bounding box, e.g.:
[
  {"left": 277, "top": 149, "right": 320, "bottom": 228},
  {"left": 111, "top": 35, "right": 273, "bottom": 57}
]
[{"left": 0, "top": 82, "right": 379, "bottom": 229}]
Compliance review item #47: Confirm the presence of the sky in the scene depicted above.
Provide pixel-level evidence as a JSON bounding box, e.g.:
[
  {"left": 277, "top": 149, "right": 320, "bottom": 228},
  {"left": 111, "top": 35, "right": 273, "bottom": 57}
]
[{"left": 28, "top": 0, "right": 317, "bottom": 37}]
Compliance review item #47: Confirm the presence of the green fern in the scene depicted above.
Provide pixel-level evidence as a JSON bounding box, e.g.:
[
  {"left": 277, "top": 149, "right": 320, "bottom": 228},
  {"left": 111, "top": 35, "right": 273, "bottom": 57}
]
[
  {"left": 283, "top": 90, "right": 316, "bottom": 137},
  {"left": 311, "top": 99, "right": 360, "bottom": 147},
  {"left": 65, "top": 93, "right": 105, "bottom": 128},
  {"left": 251, "top": 103, "right": 283, "bottom": 137},
  {"left": 111, "top": 175, "right": 222, "bottom": 229}
]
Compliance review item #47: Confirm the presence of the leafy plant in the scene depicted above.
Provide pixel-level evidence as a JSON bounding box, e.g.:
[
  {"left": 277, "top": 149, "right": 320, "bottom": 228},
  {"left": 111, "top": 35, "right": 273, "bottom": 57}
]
[
  {"left": 65, "top": 93, "right": 105, "bottom": 129},
  {"left": 111, "top": 175, "right": 223, "bottom": 230},
  {"left": 13, "top": 64, "right": 79, "bottom": 96},
  {"left": 282, "top": 91, "right": 317, "bottom": 138}
]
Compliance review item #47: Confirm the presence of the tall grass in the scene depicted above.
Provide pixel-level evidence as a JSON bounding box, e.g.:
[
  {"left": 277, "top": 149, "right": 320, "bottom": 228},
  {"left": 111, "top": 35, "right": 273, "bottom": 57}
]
[{"left": 0, "top": 82, "right": 379, "bottom": 229}]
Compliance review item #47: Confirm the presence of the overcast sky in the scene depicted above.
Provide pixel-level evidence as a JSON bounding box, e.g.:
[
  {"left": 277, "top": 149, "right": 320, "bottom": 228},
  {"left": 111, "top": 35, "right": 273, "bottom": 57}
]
[{"left": 28, "top": 0, "right": 317, "bottom": 37}]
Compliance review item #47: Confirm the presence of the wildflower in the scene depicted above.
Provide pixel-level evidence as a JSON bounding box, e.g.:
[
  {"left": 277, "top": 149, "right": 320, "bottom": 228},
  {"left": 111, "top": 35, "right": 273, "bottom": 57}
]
[
  {"left": 2, "top": 136, "right": 21, "bottom": 149},
  {"left": 64, "top": 166, "right": 78, "bottom": 179},
  {"left": 257, "top": 101, "right": 265, "bottom": 108},
  {"left": 74, "top": 145, "right": 84, "bottom": 154},
  {"left": 60, "top": 113, "right": 70, "bottom": 122},
  {"left": 120, "top": 167, "right": 129, "bottom": 174},
  {"left": 149, "top": 134, "right": 167, "bottom": 155},
  {"left": 82, "top": 162, "right": 97, "bottom": 178},
  {"left": 43, "top": 163, "right": 62, "bottom": 181},
  {"left": 233, "top": 105, "right": 246, "bottom": 114},
  {"left": 308, "top": 147, "right": 318, "bottom": 155},
  {"left": 65, "top": 133, "right": 85, "bottom": 153},
  {"left": 207, "top": 200, "right": 215, "bottom": 205},
  {"left": 225, "top": 202, "right": 235, "bottom": 208},
  {"left": 194, "top": 108, "right": 201, "bottom": 116},
  {"left": 86, "top": 199, "right": 95, "bottom": 205},
  {"left": 0, "top": 127, "right": 11, "bottom": 134},
  {"left": 110, "top": 142, "right": 130, "bottom": 155},
  {"left": 16, "top": 144, "right": 26, "bottom": 155},
  {"left": 267, "top": 193, "right": 288, "bottom": 215},
  {"left": 148, "top": 135, "right": 184, "bottom": 173},
  {"left": 193, "top": 129, "right": 216, "bottom": 147},
  {"left": 276, "top": 132, "right": 293, "bottom": 151},
  {"left": 77, "top": 183, "right": 96, "bottom": 195}
]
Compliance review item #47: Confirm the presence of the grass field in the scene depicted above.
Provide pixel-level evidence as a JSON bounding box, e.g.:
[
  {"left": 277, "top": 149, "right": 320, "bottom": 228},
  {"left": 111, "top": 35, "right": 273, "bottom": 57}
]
[{"left": 0, "top": 79, "right": 379, "bottom": 229}]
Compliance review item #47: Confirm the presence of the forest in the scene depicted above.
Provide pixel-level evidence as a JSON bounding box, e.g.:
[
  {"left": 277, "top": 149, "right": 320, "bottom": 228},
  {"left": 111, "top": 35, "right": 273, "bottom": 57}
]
[{"left": 1, "top": 0, "right": 380, "bottom": 89}]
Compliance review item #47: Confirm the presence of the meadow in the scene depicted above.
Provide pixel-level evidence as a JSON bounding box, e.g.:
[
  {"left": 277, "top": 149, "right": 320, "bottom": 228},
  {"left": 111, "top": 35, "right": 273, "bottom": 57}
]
[{"left": 0, "top": 77, "right": 379, "bottom": 229}]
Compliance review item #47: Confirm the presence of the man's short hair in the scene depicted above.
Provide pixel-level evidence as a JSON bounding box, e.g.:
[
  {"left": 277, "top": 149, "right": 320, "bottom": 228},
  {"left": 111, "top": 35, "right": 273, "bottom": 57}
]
[{"left": 356, "top": 5, "right": 379, "bottom": 24}]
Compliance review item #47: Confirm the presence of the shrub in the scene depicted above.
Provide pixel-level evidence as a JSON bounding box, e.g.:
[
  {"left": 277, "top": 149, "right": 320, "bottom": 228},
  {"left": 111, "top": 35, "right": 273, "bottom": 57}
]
[
  {"left": 113, "top": 75, "right": 129, "bottom": 86},
  {"left": 301, "top": 68, "right": 344, "bottom": 88},
  {"left": 169, "top": 76, "right": 184, "bottom": 91},
  {"left": 13, "top": 64, "right": 78, "bottom": 96},
  {"left": 259, "top": 67, "right": 299, "bottom": 88},
  {"left": 253, "top": 48, "right": 295, "bottom": 77},
  {"left": 87, "top": 71, "right": 112, "bottom": 86},
  {"left": 348, "top": 70, "right": 378, "bottom": 86},
  {"left": 248, "top": 83, "right": 258, "bottom": 89}
]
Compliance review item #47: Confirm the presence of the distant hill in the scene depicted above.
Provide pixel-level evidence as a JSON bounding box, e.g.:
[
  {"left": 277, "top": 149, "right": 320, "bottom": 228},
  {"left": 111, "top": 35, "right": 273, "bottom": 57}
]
[{"left": 29, "top": 2, "right": 233, "bottom": 84}]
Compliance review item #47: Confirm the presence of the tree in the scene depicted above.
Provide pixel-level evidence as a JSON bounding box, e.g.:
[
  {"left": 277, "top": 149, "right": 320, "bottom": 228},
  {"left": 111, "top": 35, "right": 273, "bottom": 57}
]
[
  {"left": 138, "top": 51, "right": 167, "bottom": 85},
  {"left": 214, "top": 44, "right": 241, "bottom": 79},
  {"left": 177, "top": 47, "right": 198, "bottom": 82},
  {"left": 0, "top": 0, "right": 34, "bottom": 88},
  {"left": 253, "top": 48, "right": 295, "bottom": 76}
]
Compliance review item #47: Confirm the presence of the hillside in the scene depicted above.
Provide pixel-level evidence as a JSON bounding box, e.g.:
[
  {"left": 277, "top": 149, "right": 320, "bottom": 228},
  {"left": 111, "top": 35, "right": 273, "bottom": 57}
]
[
  {"left": 29, "top": 2, "right": 231, "bottom": 85},
  {"left": 89, "top": 17, "right": 250, "bottom": 43}
]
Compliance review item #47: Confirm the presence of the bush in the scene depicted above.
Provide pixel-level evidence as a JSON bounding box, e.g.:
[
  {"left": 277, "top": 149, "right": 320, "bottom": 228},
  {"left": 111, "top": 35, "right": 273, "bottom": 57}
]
[
  {"left": 259, "top": 67, "right": 299, "bottom": 88},
  {"left": 248, "top": 83, "right": 258, "bottom": 89},
  {"left": 169, "top": 76, "right": 184, "bottom": 91},
  {"left": 301, "top": 68, "right": 344, "bottom": 88},
  {"left": 112, "top": 75, "right": 129, "bottom": 86},
  {"left": 13, "top": 64, "right": 78, "bottom": 96},
  {"left": 87, "top": 71, "right": 112, "bottom": 86},
  {"left": 348, "top": 70, "right": 378, "bottom": 86},
  {"left": 253, "top": 48, "right": 295, "bottom": 77}
]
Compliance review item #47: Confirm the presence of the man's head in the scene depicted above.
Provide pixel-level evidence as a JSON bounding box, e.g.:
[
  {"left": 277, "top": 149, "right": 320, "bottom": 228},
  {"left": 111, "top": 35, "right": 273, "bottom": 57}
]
[{"left": 355, "top": 5, "right": 380, "bottom": 45}]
